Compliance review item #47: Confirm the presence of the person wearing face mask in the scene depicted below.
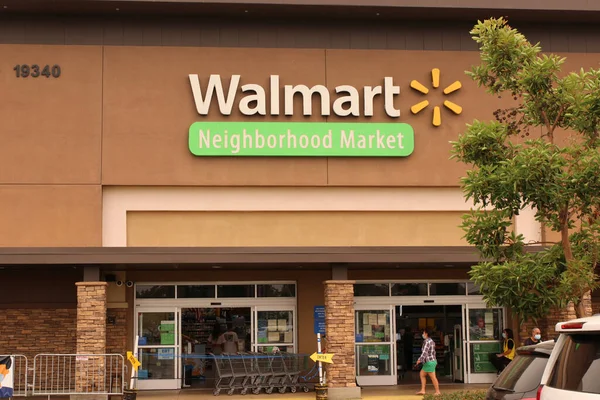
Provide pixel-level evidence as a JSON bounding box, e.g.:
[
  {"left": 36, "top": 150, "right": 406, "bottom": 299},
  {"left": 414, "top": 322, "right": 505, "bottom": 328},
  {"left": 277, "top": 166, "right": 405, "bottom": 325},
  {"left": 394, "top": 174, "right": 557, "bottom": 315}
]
[
  {"left": 0, "top": 356, "right": 13, "bottom": 398},
  {"left": 415, "top": 329, "right": 441, "bottom": 396},
  {"left": 490, "top": 328, "right": 515, "bottom": 374},
  {"left": 524, "top": 327, "right": 542, "bottom": 346}
]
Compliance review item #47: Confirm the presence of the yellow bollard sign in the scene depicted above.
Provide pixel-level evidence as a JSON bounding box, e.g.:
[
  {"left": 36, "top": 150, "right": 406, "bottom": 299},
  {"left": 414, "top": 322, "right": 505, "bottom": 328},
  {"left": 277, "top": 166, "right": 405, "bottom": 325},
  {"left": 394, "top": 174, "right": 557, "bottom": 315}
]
[
  {"left": 310, "top": 352, "right": 334, "bottom": 364},
  {"left": 126, "top": 351, "right": 141, "bottom": 371}
]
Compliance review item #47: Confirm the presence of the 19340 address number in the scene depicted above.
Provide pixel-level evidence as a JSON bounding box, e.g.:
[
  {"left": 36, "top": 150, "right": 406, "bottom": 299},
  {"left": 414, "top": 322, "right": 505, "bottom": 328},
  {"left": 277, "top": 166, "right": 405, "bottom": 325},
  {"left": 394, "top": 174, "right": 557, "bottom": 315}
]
[{"left": 13, "top": 64, "right": 61, "bottom": 78}]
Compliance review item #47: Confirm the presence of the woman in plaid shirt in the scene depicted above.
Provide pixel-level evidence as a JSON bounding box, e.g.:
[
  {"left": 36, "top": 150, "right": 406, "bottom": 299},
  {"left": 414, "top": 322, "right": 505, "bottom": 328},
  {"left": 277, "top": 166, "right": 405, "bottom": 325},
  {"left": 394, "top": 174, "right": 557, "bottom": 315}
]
[{"left": 415, "top": 329, "right": 441, "bottom": 396}]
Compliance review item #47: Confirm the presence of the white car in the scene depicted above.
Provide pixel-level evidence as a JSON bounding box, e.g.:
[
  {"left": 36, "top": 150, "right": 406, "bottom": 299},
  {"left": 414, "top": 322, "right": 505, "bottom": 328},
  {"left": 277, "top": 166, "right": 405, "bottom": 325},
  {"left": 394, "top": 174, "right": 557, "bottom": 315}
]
[{"left": 538, "top": 314, "right": 600, "bottom": 399}]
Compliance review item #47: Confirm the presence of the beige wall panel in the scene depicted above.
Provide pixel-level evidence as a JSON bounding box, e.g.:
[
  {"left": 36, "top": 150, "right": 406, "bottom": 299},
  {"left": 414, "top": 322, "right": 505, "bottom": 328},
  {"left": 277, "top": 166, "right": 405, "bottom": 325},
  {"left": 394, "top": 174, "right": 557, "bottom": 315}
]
[
  {"left": 102, "top": 47, "right": 327, "bottom": 186},
  {"left": 0, "top": 185, "right": 101, "bottom": 246},
  {"left": 0, "top": 45, "right": 102, "bottom": 184},
  {"left": 125, "top": 269, "right": 329, "bottom": 354},
  {"left": 126, "top": 211, "right": 467, "bottom": 247}
]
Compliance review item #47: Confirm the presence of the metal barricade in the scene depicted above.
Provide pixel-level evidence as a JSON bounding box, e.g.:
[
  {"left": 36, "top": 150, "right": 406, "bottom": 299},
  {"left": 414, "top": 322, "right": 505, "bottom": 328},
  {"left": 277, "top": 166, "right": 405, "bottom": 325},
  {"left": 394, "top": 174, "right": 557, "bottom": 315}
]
[
  {"left": 32, "top": 354, "right": 126, "bottom": 396},
  {"left": 0, "top": 354, "right": 28, "bottom": 397}
]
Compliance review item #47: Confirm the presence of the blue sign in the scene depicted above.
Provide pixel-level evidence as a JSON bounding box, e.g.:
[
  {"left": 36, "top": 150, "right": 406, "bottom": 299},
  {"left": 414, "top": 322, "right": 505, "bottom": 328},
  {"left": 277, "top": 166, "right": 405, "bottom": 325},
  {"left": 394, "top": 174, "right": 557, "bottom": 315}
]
[
  {"left": 314, "top": 305, "right": 326, "bottom": 334},
  {"left": 314, "top": 320, "right": 326, "bottom": 335},
  {"left": 314, "top": 306, "right": 326, "bottom": 319}
]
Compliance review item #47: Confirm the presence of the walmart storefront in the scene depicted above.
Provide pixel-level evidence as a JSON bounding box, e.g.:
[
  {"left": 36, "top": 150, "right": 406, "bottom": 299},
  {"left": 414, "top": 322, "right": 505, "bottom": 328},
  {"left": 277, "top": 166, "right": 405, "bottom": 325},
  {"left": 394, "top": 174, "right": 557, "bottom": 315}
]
[{"left": 2, "top": 4, "right": 589, "bottom": 398}]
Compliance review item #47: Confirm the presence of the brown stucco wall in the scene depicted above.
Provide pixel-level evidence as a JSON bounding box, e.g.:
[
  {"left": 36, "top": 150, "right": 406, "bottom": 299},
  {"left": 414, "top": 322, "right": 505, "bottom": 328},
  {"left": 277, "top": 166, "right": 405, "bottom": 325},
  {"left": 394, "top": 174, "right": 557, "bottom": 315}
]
[
  {"left": 0, "top": 45, "right": 102, "bottom": 184},
  {"left": 0, "top": 185, "right": 102, "bottom": 247},
  {"left": 1, "top": 44, "right": 599, "bottom": 246}
]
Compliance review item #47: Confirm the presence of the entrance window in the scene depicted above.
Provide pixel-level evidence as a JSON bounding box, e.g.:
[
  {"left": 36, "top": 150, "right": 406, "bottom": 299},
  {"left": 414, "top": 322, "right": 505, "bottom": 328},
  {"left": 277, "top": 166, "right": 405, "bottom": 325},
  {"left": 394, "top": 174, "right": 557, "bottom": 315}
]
[
  {"left": 136, "top": 285, "right": 176, "bottom": 299},
  {"left": 355, "top": 310, "right": 391, "bottom": 342},
  {"left": 429, "top": 283, "right": 466, "bottom": 296},
  {"left": 138, "top": 311, "right": 176, "bottom": 346},
  {"left": 467, "top": 282, "right": 481, "bottom": 295},
  {"left": 356, "top": 345, "right": 392, "bottom": 376},
  {"left": 391, "top": 283, "right": 428, "bottom": 296},
  {"left": 468, "top": 308, "right": 503, "bottom": 341},
  {"left": 354, "top": 284, "right": 390, "bottom": 297},
  {"left": 257, "top": 284, "right": 296, "bottom": 297},
  {"left": 257, "top": 311, "right": 294, "bottom": 346},
  {"left": 217, "top": 284, "right": 255, "bottom": 298},
  {"left": 177, "top": 285, "right": 215, "bottom": 298},
  {"left": 138, "top": 348, "right": 175, "bottom": 380}
]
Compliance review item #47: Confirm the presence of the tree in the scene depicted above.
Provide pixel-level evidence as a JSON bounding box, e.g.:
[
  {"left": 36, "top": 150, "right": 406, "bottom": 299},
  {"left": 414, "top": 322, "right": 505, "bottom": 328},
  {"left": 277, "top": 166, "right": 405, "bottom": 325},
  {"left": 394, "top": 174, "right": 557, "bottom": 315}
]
[{"left": 451, "top": 17, "right": 600, "bottom": 321}]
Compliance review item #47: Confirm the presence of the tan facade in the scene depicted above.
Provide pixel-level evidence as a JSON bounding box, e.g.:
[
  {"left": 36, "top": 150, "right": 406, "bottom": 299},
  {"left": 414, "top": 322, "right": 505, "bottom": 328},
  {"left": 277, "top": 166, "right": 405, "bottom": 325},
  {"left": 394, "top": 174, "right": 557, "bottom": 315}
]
[
  {"left": 2, "top": 44, "right": 596, "bottom": 246},
  {"left": 1, "top": 16, "right": 598, "bottom": 395}
]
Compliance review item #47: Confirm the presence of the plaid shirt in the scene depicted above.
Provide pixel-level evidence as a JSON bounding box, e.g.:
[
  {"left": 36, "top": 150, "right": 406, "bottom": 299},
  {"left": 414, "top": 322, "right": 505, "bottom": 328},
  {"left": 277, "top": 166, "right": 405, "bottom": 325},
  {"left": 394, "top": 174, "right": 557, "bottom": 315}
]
[{"left": 418, "top": 337, "right": 436, "bottom": 363}]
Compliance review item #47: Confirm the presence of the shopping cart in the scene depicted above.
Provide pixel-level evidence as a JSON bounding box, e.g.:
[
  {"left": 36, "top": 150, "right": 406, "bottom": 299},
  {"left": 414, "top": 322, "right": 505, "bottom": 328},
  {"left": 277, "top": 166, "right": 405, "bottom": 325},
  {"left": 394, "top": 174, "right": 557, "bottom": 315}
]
[
  {"left": 283, "top": 353, "right": 310, "bottom": 393},
  {"left": 211, "top": 352, "right": 315, "bottom": 396},
  {"left": 265, "top": 352, "right": 289, "bottom": 394},
  {"left": 238, "top": 352, "right": 261, "bottom": 395},
  {"left": 246, "top": 351, "right": 272, "bottom": 394},
  {"left": 211, "top": 353, "right": 233, "bottom": 396}
]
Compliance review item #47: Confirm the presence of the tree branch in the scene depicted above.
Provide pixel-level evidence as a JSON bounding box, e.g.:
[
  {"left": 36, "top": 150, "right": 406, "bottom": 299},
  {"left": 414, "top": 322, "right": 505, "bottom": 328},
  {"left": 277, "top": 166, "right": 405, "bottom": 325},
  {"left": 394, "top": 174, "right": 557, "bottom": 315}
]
[
  {"left": 541, "top": 110, "right": 554, "bottom": 143},
  {"left": 552, "top": 104, "right": 565, "bottom": 132}
]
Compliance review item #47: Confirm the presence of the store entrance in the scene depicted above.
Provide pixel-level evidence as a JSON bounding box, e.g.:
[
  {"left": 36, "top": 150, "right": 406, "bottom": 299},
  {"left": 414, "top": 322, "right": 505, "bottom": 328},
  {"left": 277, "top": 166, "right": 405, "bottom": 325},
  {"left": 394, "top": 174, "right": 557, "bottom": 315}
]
[
  {"left": 180, "top": 307, "right": 252, "bottom": 389},
  {"left": 395, "top": 305, "right": 463, "bottom": 385}
]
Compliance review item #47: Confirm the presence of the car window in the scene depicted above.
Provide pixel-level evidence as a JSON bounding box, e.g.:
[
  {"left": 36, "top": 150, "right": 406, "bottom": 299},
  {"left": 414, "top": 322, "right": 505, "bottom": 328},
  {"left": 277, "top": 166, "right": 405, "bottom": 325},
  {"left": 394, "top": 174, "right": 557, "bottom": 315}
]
[
  {"left": 547, "top": 333, "right": 600, "bottom": 394},
  {"left": 493, "top": 354, "right": 548, "bottom": 393}
]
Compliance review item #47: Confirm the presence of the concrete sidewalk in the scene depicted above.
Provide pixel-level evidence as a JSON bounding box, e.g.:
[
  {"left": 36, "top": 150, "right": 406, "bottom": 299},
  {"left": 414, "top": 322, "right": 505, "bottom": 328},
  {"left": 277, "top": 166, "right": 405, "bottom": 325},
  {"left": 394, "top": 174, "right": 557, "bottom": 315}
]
[{"left": 136, "top": 384, "right": 489, "bottom": 400}]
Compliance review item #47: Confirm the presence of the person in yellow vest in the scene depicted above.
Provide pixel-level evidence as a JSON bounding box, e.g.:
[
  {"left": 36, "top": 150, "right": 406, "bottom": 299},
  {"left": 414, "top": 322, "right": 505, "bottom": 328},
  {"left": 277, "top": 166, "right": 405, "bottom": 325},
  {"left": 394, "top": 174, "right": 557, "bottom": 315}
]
[{"left": 490, "top": 328, "right": 515, "bottom": 374}]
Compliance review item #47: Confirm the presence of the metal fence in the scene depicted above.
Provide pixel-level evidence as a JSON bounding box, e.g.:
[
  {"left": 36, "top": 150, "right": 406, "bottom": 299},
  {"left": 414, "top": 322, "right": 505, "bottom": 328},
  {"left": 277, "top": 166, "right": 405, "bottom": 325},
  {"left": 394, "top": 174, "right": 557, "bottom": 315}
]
[
  {"left": 0, "top": 354, "right": 28, "bottom": 397},
  {"left": 32, "top": 354, "right": 126, "bottom": 396}
]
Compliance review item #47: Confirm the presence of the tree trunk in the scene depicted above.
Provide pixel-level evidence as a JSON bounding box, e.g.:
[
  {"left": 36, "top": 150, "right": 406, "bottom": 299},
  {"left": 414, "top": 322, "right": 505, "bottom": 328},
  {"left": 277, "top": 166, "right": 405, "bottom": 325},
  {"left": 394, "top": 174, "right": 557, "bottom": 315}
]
[{"left": 575, "top": 291, "right": 593, "bottom": 318}]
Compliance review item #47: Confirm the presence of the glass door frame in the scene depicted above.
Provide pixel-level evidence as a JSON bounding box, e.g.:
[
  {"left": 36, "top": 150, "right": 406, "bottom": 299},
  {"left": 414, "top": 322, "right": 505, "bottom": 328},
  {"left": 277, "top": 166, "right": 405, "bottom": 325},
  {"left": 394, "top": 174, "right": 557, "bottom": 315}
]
[
  {"left": 464, "top": 303, "right": 506, "bottom": 384},
  {"left": 135, "top": 306, "right": 181, "bottom": 390},
  {"left": 354, "top": 304, "right": 396, "bottom": 386}
]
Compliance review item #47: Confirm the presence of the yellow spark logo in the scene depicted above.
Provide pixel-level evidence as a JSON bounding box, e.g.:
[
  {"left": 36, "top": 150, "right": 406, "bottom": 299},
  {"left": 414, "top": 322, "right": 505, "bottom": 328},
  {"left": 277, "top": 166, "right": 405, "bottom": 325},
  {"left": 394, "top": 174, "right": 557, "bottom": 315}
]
[{"left": 410, "top": 68, "right": 462, "bottom": 127}]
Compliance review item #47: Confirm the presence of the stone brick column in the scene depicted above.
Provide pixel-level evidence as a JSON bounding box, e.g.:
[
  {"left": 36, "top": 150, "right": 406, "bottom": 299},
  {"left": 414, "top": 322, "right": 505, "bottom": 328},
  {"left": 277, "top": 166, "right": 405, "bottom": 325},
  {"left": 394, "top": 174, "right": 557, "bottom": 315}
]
[
  {"left": 76, "top": 282, "right": 108, "bottom": 353},
  {"left": 74, "top": 282, "right": 108, "bottom": 399},
  {"left": 324, "top": 280, "right": 360, "bottom": 400}
]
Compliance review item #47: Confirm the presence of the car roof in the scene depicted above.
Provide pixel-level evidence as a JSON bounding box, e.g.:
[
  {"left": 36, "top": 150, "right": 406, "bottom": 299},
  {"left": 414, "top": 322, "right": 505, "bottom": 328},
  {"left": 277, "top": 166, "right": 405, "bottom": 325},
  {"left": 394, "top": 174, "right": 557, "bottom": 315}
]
[
  {"left": 516, "top": 339, "right": 555, "bottom": 356},
  {"left": 555, "top": 314, "right": 600, "bottom": 333}
]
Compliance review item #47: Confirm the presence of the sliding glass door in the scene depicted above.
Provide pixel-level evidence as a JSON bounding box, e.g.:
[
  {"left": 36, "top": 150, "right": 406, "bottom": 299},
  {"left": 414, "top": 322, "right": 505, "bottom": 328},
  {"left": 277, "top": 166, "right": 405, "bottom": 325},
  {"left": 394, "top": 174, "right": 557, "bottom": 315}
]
[
  {"left": 136, "top": 307, "right": 180, "bottom": 390},
  {"left": 355, "top": 305, "right": 396, "bottom": 386}
]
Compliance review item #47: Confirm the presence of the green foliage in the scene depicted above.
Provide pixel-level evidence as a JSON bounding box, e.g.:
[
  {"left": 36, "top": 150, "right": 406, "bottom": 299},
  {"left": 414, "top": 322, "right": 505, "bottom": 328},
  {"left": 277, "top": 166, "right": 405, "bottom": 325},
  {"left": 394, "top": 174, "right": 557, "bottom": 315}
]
[
  {"left": 423, "top": 390, "right": 486, "bottom": 400},
  {"left": 453, "top": 17, "right": 600, "bottom": 321},
  {"left": 469, "top": 246, "right": 571, "bottom": 321}
]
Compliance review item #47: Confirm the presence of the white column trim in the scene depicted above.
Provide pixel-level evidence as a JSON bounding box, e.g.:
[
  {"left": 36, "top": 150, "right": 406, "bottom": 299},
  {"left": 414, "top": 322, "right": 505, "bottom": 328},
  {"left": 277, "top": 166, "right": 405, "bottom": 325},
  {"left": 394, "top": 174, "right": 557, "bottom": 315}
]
[{"left": 515, "top": 205, "right": 542, "bottom": 244}]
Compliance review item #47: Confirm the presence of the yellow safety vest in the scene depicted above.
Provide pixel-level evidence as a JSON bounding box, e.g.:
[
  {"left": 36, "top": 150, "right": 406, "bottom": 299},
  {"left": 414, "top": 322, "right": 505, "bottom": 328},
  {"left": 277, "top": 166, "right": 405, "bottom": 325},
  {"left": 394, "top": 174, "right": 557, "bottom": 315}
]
[{"left": 503, "top": 338, "right": 515, "bottom": 360}]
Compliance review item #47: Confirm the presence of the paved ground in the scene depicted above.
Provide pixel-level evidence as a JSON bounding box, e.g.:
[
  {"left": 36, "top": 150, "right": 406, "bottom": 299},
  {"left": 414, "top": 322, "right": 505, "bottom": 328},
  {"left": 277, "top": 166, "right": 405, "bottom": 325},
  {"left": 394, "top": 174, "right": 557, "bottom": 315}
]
[{"left": 136, "top": 384, "right": 489, "bottom": 399}]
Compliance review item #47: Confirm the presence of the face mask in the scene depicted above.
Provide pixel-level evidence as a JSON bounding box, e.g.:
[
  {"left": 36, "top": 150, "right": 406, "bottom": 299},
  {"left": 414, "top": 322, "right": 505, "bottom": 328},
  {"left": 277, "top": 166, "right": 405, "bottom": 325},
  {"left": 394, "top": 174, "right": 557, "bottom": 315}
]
[
  {"left": 534, "top": 334, "right": 541, "bottom": 340},
  {"left": 502, "top": 333, "right": 506, "bottom": 339},
  {"left": 0, "top": 373, "right": 4, "bottom": 383},
  {"left": 422, "top": 334, "right": 426, "bottom": 339}
]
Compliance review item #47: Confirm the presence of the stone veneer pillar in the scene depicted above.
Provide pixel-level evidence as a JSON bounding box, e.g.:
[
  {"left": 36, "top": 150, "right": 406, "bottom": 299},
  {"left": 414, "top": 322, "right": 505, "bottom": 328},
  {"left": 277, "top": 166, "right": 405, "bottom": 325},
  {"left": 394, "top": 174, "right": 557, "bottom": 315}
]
[
  {"left": 324, "top": 280, "right": 361, "bottom": 400},
  {"left": 73, "top": 282, "right": 108, "bottom": 399}
]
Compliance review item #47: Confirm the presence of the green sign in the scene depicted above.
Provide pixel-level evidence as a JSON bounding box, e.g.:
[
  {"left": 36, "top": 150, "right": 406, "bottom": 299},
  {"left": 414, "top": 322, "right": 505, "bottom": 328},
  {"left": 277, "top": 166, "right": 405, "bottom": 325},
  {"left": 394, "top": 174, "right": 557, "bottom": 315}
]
[
  {"left": 471, "top": 342, "right": 501, "bottom": 373},
  {"left": 188, "top": 122, "right": 414, "bottom": 157}
]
